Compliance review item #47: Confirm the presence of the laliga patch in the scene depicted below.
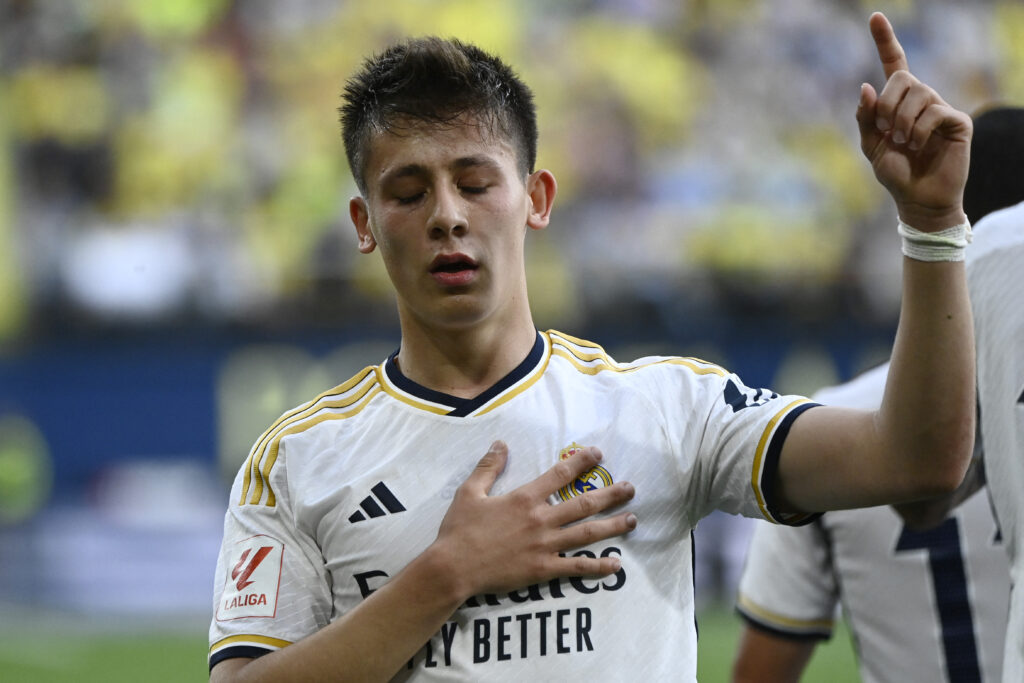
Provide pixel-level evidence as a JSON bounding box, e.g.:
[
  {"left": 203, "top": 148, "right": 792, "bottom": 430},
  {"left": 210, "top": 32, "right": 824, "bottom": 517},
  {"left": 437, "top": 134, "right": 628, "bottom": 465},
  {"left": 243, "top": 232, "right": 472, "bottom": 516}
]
[
  {"left": 556, "top": 442, "right": 614, "bottom": 502},
  {"left": 216, "top": 534, "right": 284, "bottom": 621}
]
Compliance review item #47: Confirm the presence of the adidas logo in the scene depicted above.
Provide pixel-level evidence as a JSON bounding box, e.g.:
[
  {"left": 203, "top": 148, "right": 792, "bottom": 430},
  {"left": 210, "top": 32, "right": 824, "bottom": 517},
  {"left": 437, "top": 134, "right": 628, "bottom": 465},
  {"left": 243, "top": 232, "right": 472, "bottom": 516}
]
[{"left": 348, "top": 482, "right": 406, "bottom": 523}]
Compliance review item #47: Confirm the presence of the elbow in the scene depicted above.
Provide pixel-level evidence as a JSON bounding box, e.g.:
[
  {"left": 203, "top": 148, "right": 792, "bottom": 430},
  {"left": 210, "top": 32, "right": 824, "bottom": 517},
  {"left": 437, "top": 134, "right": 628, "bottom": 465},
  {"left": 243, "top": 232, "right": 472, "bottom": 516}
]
[
  {"left": 893, "top": 499, "right": 954, "bottom": 531},
  {"left": 918, "top": 448, "right": 972, "bottom": 499},
  {"left": 884, "top": 401, "right": 974, "bottom": 502},
  {"left": 925, "top": 454, "right": 970, "bottom": 498},
  {"left": 938, "top": 416, "right": 976, "bottom": 493},
  {"left": 905, "top": 427, "right": 974, "bottom": 500}
]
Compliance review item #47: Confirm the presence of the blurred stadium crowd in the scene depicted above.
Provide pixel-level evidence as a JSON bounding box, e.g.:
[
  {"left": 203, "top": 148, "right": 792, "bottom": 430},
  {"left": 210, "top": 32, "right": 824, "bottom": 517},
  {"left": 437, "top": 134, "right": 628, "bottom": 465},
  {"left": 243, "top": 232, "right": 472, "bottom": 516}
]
[
  {"left": 2, "top": 0, "right": 1019, "bottom": 343},
  {"left": 0, "top": 0, "right": 1021, "bottom": 629}
]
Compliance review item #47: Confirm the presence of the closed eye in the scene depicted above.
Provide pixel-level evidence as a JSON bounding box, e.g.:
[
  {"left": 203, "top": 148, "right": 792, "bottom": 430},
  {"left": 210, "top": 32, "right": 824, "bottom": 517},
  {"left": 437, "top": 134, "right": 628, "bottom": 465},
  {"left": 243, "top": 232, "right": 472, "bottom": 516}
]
[
  {"left": 396, "top": 193, "right": 425, "bottom": 205},
  {"left": 460, "top": 186, "right": 487, "bottom": 195}
]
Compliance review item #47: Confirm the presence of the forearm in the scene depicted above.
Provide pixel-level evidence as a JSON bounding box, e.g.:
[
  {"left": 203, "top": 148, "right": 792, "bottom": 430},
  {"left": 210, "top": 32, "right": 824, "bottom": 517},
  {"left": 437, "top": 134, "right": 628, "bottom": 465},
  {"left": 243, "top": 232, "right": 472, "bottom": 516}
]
[
  {"left": 213, "top": 545, "right": 465, "bottom": 683},
  {"left": 776, "top": 235, "right": 974, "bottom": 512},
  {"left": 732, "top": 625, "right": 816, "bottom": 683},
  {"left": 879, "top": 245, "right": 975, "bottom": 496}
]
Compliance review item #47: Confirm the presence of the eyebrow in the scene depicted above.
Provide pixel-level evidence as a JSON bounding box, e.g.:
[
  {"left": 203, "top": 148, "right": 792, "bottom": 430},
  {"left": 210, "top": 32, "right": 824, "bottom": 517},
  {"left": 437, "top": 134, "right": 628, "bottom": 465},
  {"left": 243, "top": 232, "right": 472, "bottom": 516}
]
[
  {"left": 382, "top": 155, "right": 503, "bottom": 183},
  {"left": 451, "top": 155, "right": 502, "bottom": 172}
]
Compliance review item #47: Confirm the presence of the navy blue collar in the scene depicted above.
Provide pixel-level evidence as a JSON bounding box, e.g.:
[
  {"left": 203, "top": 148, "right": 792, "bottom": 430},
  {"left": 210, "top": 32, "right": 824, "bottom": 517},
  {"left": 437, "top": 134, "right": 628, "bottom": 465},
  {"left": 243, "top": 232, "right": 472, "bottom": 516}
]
[{"left": 384, "top": 331, "right": 545, "bottom": 417}]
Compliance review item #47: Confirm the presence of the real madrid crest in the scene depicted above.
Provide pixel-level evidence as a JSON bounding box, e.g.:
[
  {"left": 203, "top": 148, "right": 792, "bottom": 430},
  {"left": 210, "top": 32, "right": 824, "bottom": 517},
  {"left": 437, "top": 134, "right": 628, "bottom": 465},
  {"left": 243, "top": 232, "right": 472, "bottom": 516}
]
[{"left": 556, "top": 442, "right": 614, "bottom": 502}]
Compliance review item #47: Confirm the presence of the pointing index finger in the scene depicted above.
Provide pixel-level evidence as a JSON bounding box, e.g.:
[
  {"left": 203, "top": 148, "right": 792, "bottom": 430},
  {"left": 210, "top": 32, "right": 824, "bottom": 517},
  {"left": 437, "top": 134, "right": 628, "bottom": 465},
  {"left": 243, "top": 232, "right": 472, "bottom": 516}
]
[{"left": 869, "top": 11, "right": 909, "bottom": 78}]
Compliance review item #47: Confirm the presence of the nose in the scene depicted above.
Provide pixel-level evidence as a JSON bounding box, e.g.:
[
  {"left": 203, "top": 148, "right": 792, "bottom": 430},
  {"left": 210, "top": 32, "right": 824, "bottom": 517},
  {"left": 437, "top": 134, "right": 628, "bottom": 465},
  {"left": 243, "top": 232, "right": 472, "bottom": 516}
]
[{"left": 428, "top": 185, "right": 467, "bottom": 239}]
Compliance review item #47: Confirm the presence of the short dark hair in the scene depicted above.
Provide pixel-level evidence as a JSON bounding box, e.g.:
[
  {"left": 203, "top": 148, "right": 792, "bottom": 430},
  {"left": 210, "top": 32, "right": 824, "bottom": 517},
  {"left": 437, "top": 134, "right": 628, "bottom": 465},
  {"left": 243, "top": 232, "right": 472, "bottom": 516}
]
[
  {"left": 339, "top": 36, "right": 538, "bottom": 194},
  {"left": 964, "top": 106, "right": 1024, "bottom": 225}
]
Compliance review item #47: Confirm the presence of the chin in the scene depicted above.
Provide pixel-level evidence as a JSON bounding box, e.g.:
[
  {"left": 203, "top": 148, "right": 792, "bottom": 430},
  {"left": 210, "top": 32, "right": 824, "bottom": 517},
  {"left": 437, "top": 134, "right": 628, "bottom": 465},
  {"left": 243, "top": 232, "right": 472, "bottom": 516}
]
[{"left": 410, "top": 296, "right": 491, "bottom": 329}]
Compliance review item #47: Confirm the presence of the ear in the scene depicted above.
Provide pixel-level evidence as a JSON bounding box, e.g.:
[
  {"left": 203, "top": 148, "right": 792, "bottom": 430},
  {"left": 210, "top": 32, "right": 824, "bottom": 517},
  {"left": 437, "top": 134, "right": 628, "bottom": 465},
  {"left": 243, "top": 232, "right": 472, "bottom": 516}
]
[
  {"left": 525, "top": 169, "right": 557, "bottom": 231},
  {"left": 349, "top": 197, "right": 377, "bottom": 253}
]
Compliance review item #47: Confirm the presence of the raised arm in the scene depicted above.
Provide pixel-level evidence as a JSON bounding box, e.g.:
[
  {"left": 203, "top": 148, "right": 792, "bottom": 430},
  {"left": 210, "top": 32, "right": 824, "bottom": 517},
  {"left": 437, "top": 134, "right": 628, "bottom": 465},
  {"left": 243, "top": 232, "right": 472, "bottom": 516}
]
[
  {"left": 775, "top": 12, "right": 975, "bottom": 512},
  {"left": 211, "top": 443, "right": 636, "bottom": 682}
]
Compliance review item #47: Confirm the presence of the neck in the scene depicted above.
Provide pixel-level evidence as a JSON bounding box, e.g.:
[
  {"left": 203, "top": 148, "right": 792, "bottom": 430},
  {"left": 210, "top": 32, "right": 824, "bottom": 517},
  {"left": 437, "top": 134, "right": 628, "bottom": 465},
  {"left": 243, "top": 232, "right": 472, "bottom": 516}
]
[{"left": 395, "top": 314, "right": 538, "bottom": 400}]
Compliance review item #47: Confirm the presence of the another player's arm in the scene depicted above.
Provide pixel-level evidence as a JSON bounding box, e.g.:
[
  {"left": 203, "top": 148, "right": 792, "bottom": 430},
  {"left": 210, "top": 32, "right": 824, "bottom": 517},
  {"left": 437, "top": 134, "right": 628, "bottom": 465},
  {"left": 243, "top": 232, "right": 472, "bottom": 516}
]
[
  {"left": 771, "top": 13, "right": 974, "bottom": 514},
  {"left": 210, "top": 442, "right": 636, "bottom": 683},
  {"left": 732, "top": 626, "right": 817, "bottom": 683}
]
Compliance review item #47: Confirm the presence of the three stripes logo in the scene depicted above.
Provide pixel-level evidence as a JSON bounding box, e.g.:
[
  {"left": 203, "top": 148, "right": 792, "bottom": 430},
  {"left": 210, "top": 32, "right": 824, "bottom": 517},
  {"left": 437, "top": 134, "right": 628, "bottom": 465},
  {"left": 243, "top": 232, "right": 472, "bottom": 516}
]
[{"left": 349, "top": 482, "right": 406, "bottom": 523}]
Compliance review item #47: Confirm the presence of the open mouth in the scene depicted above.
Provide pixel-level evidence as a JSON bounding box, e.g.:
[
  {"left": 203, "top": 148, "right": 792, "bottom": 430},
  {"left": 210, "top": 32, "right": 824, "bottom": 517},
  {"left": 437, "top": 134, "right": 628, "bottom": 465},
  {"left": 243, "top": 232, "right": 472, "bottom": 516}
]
[
  {"left": 430, "top": 254, "right": 478, "bottom": 274},
  {"left": 432, "top": 261, "right": 476, "bottom": 273},
  {"left": 429, "top": 253, "right": 479, "bottom": 286}
]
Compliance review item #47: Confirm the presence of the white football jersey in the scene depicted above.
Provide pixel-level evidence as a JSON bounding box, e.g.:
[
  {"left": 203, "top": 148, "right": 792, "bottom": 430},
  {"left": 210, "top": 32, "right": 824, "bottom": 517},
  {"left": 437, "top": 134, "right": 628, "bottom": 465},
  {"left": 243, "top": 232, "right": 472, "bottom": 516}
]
[
  {"left": 967, "top": 200, "right": 1024, "bottom": 680},
  {"left": 209, "top": 329, "right": 818, "bottom": 681},
  {"left": 737, "top": 361, "right": 1010, "bottom": 683}
]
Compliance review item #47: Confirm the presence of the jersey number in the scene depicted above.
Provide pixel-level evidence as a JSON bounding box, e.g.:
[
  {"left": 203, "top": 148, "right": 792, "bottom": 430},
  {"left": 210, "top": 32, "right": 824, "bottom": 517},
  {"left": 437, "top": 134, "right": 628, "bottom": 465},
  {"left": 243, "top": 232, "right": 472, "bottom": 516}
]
[{"left": 895, "top": 518, "right": 981, "bottom": 682}]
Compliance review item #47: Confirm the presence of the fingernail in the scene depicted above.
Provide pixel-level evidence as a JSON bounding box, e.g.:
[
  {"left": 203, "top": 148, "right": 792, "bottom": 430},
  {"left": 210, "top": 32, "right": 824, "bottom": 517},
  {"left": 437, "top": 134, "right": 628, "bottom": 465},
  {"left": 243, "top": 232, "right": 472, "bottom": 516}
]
[
  {"left": 608, "top": 557, "right": 622, "bottom": 571},
  {"left": 892, "top": 129, "right": 906, "bottom": 144},
  {"left": 620, "top": 482, "right": 635, "bottom": 496},
  {"left": 907, "top": 138, "right": 919, "bottom": 151},
  {"left": 876, "top": 117, "right": 890, "bottom": 131},
  {"left": 626, "top": 513, "right": 638, "bottom": 529}
]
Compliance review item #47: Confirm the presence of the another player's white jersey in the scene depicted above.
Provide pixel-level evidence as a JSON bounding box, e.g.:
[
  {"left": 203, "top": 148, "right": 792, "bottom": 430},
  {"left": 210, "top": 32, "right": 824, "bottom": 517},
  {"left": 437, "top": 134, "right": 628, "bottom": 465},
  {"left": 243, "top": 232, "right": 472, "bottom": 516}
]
[
  {"left": 968, "top": 200, "right": 1024, "bottom": 680},
  {"left": 209, "top": 329, "right": 817, "bottom": 681},
  {"left": 737, "top": 362, "right": 1011, "bottom": 683}
]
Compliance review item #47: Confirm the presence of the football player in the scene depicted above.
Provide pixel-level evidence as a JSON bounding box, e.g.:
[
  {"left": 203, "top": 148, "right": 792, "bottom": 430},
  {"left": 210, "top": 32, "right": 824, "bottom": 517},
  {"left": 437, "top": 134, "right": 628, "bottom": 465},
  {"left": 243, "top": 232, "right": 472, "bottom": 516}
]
[{"left": 210, "top": 13, "right": 976, "bottom": 682}]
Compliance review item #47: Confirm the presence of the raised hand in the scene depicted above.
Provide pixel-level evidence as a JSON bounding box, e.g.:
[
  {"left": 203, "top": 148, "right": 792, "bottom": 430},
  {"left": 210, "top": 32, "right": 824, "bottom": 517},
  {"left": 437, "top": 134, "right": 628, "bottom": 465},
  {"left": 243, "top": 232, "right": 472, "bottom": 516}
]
[
  {"left": 856, "top": 12, "right": 972, "bottom": 231},
  {"left": 433, "top": 441, "right": 637, "bottom": 598}
]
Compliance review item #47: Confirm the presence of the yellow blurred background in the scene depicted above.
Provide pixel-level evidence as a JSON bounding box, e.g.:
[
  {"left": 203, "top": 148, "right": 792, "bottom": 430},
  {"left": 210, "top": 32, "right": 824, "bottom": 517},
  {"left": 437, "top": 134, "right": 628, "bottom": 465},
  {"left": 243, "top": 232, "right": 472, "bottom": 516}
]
[{"left": 0, "top": 2, "right": 1019, "bottom": 678}]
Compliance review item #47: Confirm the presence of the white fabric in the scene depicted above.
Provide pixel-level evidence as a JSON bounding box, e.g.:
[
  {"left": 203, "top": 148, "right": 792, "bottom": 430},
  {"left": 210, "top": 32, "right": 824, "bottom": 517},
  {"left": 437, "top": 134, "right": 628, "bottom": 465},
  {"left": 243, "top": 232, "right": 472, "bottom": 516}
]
[
  {"left": 210, "top": 329, "right": 815, "bottom": 681},
  {"left": 967, "top": 199, "right": 1024, "bottom": 681},
  {"left": 737, "top": 362, "right": 1010, "bottom": 683},
  {"left": 897, "top": 218, "right": 973, "bottom": 262}
]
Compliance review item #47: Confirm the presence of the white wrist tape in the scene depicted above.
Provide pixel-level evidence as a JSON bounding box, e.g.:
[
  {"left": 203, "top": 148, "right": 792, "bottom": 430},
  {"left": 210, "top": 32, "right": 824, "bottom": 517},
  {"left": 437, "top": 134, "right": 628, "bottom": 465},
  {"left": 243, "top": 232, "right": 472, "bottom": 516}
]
[{"left": 897, "top": 218, "right": 973, "bottom": 262}]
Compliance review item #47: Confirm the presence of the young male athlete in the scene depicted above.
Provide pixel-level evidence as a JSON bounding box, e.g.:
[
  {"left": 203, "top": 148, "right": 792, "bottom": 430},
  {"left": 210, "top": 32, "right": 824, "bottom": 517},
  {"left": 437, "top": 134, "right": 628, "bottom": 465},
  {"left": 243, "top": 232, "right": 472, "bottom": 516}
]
[
  {"left": 732, "top": 362, "right": 1010, "bottom": 683},
  {"left": 209, "top": 13, "right": 976, "bottom": 681}
]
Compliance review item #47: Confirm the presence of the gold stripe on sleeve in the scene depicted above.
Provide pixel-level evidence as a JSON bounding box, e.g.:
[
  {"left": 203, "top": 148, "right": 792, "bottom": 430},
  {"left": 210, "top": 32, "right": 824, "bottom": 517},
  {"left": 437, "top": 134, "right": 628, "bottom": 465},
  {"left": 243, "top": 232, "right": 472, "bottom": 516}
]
[
  {"left": 750, "top": 398, "right": 812, "bottom": 522},
  {"left": 257, "top": 384, "right": 383, "bottom": 506},
  {"left": 548, "top": 330, "right": 728, "bottom": 378},
  {"left": 239, "top": 366, "right": 377, "bottom": 504},
  {"left": 736, "top": 593, "right": 835, "bottom": 632},
  {"left": 209, "top": 633, "right": 293, "bottom": 654},
  {"left": 248, "top": 377, "right": 379, "bottom": 505},
  {"left": 551, "top": 346, "right": 727, "bottom": 378}
]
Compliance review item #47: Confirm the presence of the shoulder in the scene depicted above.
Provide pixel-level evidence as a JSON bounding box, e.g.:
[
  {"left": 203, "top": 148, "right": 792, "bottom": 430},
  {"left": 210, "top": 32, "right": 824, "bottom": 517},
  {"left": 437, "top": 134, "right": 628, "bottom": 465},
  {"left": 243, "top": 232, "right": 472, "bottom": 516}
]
[
  {"left": 544, "top": 329, "right": 728, "bottom": 382},
  {"left": 232, "top": 364, "right": 385, "bottom": 507},
  {"left": 968, "top": 199, "right": 1024, "bottom": 265},
  {"left": 274, "top": 364, "right": 385, "bottom": 445}
]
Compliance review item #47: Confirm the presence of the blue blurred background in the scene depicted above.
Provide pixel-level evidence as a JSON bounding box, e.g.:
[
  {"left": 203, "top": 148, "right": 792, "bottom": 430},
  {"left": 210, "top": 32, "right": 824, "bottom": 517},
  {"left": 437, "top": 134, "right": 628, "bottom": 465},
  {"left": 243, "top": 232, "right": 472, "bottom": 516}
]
[{"left": 0, "top": 0, "right": 1019, "bottom": 673}]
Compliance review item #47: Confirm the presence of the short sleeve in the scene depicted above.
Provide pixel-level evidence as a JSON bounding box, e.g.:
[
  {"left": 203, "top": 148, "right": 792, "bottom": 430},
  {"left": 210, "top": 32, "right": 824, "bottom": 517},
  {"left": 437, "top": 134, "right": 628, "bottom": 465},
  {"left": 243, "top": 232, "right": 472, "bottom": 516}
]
[
  {"left": 691, "top": 368, "right": 820, "bottom": 525},
  {"left": 208, "top": 440, "right": 333, "bottom": 670},
  {"left": 735, "top": 518, "right": 838, "bottom": 640}
]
